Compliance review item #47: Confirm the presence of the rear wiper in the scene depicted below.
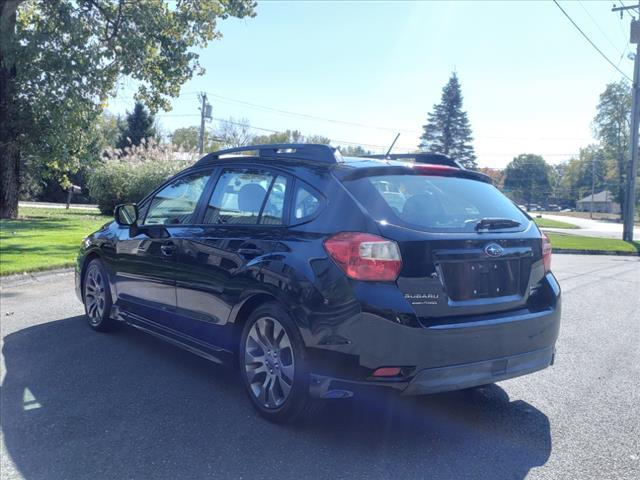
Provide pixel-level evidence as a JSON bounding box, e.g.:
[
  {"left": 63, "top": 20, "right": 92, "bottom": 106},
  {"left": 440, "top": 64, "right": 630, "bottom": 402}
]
[{"left": 474, "top": 218, "right": 521, "bottom": 231}]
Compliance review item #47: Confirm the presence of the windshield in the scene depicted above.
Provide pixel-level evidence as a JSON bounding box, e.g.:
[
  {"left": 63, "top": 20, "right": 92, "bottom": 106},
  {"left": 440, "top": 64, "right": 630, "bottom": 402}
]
[{"left": 345, "top": 174, "right": 529, "bottom": 232}]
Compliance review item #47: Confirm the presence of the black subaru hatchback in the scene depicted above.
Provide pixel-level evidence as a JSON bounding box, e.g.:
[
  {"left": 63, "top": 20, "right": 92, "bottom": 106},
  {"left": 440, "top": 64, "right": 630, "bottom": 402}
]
[{"left": 76, "top": 144, "right": 560, "bottom": 423}]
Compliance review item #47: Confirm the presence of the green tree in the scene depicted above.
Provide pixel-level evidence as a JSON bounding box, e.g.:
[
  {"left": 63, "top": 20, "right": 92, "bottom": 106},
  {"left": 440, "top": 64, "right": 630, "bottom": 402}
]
[
  {"left": 171, "top": 126, "right": 219, "bottom": 152},
  {"left": 252, "top": 129, "right": 305, "bottom": 144},
  {"left": 117, "top": 102, "right": 155, "bottom": 149},
  {"left": 503, "top": 154, "right": 552, "bottom": 209},
  {"left": 0, "top": 0, "right": 256, "bottom": 218},
  {"left": 19, "top": 111, "right": 123, "bottom": 202},
  {"left": 251, "top": 130, "right": 331, "bottom": 145},
  {"left": 419, "top": 73, "right": 477, "bottom": 169},
  {"left": 593, "top": 81, "right": 631, "bottom": 218},
  {"left": 96, "top": 112, "right": 122, "bottom": 151},
  {"left": 339, "top": 145, "right": 371, "bottom": 156},
  {"left": 558, "top": 147, "right": 609, "bottom": 208},
  {"left": 304, "top": 134, "right": 331, "bottom": 145}
]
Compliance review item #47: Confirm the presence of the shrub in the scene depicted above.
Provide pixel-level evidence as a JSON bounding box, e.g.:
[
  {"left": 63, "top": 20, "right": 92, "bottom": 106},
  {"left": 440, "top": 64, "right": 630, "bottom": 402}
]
[{"left": 88, "top": 141, "right": 197, "bottom": 214}]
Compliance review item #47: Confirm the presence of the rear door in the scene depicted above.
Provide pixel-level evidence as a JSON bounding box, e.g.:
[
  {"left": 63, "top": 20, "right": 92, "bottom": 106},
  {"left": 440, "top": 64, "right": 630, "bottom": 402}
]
[
  {"left": 172, "top": 167, "right": 290, "bottom": 349},
  {"left": 342, "top": 170, "right": 544, "bottom": 320}
]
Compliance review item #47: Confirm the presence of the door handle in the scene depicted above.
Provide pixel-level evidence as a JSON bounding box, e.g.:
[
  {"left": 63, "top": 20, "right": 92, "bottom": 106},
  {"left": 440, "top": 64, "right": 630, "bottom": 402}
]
[
  {"left": 237, "top": 247, "right": 263, "bottom": 257},
  {"left": 160, "top": 242, "right": 177, "bottom": 256}
]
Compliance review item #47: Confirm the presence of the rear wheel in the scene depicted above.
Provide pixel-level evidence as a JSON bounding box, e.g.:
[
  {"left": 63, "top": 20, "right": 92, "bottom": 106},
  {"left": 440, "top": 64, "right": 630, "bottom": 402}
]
[
  {"left": 83, "top": 259, "right": 116, "bottom": 332},
  {"left": 239, "top": 302, "right": 312, "bottom": 423}
]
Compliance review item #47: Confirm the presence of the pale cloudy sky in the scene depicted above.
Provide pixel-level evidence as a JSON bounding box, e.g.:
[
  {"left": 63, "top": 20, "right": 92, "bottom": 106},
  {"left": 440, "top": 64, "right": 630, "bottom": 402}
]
[{"left": 108, "top": 1, "right": 634, "bottom": 168}]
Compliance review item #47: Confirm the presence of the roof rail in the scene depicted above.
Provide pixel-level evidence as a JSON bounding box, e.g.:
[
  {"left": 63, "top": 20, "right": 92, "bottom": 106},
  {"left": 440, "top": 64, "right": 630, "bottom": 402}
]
[
  {"left": 197, "top": 143, "right": 341, "bottom": 165},
  {"left": 361, "top": 152, "right": 462, "bottom": 168}
]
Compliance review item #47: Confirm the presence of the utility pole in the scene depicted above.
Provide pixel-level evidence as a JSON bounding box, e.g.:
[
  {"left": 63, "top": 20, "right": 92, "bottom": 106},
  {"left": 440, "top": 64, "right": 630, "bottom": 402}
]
[
  {"left": 614, "top": 2, "right": 640, "bottom": 241},
  {"left": 591, "top": 156, "right": 596, "bottom": 219},
  {"left": 198, "top": 93, "right": 212, "bottom": 155}
]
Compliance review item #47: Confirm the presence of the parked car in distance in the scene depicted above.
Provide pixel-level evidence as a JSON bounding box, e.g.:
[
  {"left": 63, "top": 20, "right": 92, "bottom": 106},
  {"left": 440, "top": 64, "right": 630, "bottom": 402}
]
[{"left": 76, "top": 144, "right": 561, "bottom": 423}]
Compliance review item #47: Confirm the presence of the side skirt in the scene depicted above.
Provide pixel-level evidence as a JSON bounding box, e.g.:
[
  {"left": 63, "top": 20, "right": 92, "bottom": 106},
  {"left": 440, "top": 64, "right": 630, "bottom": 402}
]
[{"left": 117, "top": 308, "right": 235, "bottom": 367}]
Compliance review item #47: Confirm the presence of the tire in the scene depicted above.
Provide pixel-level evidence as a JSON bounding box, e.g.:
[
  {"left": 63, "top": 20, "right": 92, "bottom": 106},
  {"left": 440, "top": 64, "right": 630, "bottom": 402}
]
[
  {"left": 83, "top": 259, "right": 117, "bottom": 332},
  {"left": 239, "top": 302, "right": 312, "bottom": 423}
]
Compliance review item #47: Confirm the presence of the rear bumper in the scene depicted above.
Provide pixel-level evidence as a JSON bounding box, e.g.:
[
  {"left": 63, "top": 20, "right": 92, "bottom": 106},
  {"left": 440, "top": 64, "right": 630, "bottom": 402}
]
[
  {"left": 310, "top": 345, "right": 555, "bottom": 398},
  {"left": 402, "top": 345, "right": 554, "bottom": 395},
  {"left": 307, "top": 273, "right": 561, "bottom": 398}
]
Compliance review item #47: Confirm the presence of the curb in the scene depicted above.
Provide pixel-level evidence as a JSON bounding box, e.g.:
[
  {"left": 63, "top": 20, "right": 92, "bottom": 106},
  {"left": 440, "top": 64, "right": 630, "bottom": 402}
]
[
  {"left": 0, "top": 267, "right": 75, "bottom": 289},
  {"left": 553, "top": 249, "right": 639, "bottom": 257}
]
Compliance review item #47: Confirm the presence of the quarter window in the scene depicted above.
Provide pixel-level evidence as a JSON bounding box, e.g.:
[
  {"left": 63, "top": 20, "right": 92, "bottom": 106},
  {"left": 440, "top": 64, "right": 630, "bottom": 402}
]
[
  {"left": 293, "top": 184, "right": 321, "bottom": 221},
  {"left": 144, "top": 172, "right": 210, "bottom": 225},
  {"left": 204, "top": 170, "right": 288, "bottom": 225}
]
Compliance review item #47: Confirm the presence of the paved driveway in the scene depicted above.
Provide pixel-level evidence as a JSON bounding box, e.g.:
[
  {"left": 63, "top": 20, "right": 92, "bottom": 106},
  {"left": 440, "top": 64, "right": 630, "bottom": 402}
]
[
  {"left": 1, "top": 255, "right": 639, "bottom": 480},
  {"left": 540, "top": 214, "right": 640, "bottom": 239}
]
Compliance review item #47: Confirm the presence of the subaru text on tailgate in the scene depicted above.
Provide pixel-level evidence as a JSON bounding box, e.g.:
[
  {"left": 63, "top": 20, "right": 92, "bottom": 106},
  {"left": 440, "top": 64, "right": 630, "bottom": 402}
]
[{"left": 76, "top": 144, "right": 561, "bottom": 423}]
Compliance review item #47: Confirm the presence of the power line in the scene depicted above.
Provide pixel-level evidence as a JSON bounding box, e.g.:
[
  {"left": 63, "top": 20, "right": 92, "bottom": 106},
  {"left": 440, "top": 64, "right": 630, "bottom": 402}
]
[
  {"left": 157, "top": 113, "right": 584, "bottom": 156},
  {"left": 618, "top": 1, "right": 636, "bottom": 19},
  {"left": 553, "top": 0, "right": 632, "bottom": 81},
  {"left": 578, "top": 0, "right": 625, "bottom": 56},
  {"left": 162, "top": 94, "right": 591, "bottom": 142},
  {"left": 210, "top": 117, "right": 407, "bottom": 150},
  {"left": 200, "top": 92, "right": 421, "bottom": 135}
]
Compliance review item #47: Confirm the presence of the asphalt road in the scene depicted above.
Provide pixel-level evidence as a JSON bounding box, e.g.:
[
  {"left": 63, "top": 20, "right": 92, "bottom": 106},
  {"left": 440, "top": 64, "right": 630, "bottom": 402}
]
[
  {"left": 539, "top": 214, "right": 640, "bottom": 239},
  {"left": 1, "top": 255, "right": 638, "bottom": 480}
]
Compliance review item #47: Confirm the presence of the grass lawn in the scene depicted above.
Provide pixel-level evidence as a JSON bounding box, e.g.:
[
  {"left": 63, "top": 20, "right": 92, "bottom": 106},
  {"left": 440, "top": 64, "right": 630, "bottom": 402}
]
[
  {"left": 534, "top": 217, "right": 579, "bottom": 229},
  {"left": 0, "top": 207, "right": 111, "bottom": 276},
  {"left": 547, "top": 233, "right": 640, "bottom": 254}
]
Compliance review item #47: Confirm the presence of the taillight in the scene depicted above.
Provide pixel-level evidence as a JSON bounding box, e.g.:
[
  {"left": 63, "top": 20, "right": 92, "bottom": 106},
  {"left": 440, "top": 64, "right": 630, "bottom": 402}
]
[
  {"left": 324, "top": 232, "right": 402, "bottom": 281},
  {"left": 542, "top": 232, "right": 552, "bottom": 272}
]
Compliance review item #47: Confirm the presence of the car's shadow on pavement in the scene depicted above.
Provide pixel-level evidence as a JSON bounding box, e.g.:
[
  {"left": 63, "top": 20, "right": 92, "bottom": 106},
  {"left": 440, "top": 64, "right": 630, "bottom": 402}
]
[{"left": 1, "top": 316, "right": 551, "bottom": 480}]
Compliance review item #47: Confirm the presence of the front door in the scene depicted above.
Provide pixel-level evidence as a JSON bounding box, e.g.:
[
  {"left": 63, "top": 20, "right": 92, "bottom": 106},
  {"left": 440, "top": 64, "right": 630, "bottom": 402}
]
[{"left": 114, "top": 169, "right": 212, "bottom": 333}]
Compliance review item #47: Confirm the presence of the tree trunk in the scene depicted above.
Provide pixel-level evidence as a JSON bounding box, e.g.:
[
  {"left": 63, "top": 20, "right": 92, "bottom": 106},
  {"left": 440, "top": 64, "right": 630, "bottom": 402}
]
[{"left": 1, "top": 1, "right": 21, "bottom": 219}]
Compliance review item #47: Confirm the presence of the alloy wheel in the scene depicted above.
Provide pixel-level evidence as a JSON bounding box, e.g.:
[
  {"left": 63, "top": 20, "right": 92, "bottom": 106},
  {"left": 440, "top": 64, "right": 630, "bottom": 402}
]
[
  {"left": 244, "top": 316, "right": 295, "bottom": 409},
  {"left": 85, "top": 265, "right": 106, "bottom": 325}
]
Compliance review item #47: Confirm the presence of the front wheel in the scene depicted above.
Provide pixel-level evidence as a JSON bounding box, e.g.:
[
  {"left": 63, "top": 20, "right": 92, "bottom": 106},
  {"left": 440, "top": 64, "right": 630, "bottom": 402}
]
[
  {"left": 83, "top": 259, "right": 116, "bottom": 332},
  {"left": 239, "top": 302, "right": 312, "bottom": 423}
]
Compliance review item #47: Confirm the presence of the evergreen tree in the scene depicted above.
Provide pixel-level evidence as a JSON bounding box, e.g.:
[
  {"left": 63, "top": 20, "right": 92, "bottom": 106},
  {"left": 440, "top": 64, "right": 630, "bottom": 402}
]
[
  {"left": 117, "top": 102, "right": 156, "bottom": 149},
  {"left": 419, "top": 73, "right": 477, "bottom": 169}
]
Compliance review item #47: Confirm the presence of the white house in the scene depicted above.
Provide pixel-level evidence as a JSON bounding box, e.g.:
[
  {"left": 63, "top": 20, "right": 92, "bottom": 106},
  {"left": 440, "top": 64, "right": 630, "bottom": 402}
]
[{"left": 576, "top": 190, "right": 621, "bottom": 214}]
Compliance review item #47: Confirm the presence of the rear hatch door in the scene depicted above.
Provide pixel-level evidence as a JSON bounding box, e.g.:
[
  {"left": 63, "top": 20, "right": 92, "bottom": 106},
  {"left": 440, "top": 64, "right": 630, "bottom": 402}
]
[{"left": 339, "top": 165, "right": 545, "bottom": 319}]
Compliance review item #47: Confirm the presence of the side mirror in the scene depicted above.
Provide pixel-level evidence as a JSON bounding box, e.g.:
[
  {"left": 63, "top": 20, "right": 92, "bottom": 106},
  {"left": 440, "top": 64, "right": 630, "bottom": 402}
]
[{"left": 114, "top": 203, "right": 138, "bottom": 226}]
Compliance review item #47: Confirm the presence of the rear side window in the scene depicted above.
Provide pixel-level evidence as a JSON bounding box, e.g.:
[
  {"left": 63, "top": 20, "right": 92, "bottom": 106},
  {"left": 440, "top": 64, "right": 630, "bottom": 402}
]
[
  {"left": 293, "top": 184, "right": 321, "bottom": 221},
  {"left": 344, "top": 174, "right": 528, "bottom": 232},
  {"left": 204, "top": 169, "right": 288, "bottom": 225}
]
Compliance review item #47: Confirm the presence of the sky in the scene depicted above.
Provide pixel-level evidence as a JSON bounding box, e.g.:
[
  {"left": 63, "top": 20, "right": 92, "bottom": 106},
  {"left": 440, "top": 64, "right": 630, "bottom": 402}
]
[{"left": 108, "top": 0, "right": 635, "bottom": 168}]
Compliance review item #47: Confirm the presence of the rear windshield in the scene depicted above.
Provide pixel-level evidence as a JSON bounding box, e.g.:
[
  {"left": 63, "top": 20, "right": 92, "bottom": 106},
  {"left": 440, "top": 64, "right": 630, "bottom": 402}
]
[{"left": 344, "top": 174, "right": 529, "bottom": 233}]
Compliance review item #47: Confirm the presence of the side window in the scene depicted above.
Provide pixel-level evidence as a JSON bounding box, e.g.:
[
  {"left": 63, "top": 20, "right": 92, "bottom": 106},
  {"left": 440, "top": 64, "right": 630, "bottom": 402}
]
[
  {"left": 144, "top": 171, "right": 210, "bottom": 225},
  {"left": 204, "top": 169, "right": 288, "bottom": 225},
  {"left": 293, "top": 183, "right": 321, "bottom": 221}
]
